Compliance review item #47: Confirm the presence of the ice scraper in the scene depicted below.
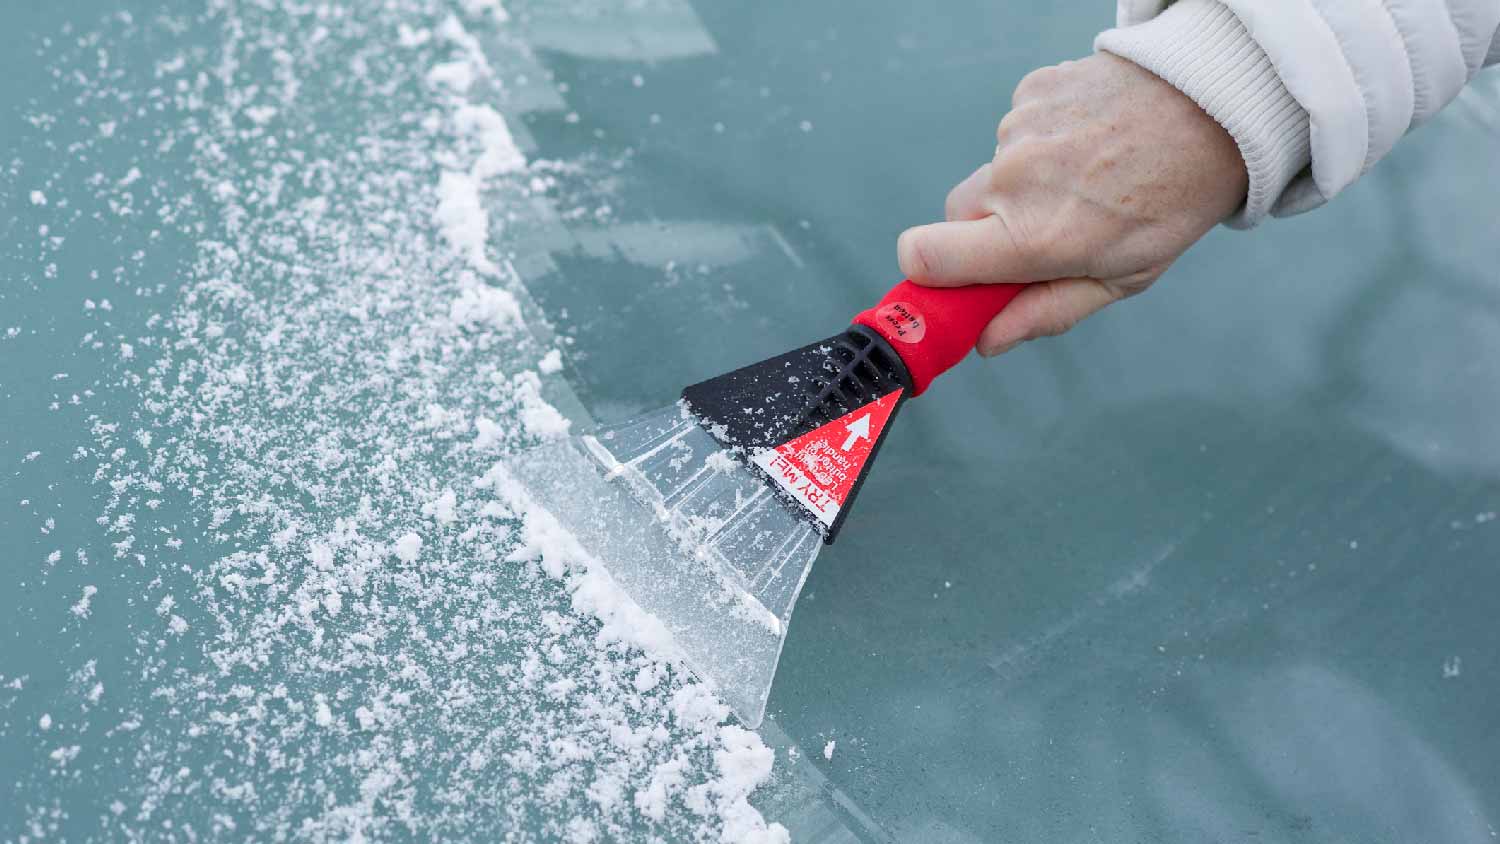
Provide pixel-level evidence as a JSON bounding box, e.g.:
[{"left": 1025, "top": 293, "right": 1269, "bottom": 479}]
[{"left": 506, "top": 279, "right": 1022, "bottom": 727}]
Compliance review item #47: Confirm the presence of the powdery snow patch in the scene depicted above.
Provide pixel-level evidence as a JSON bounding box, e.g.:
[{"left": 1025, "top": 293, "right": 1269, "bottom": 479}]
[
  {"left": 434, "top": 170, "right": 495, "bottom": 274},
  {"left": 710, "top": 726, "right": 789, "bottom": 844},
  {"left": 427, "top": 60, "right": 476, "bottom": 93},
  {"left": 486, "top": 463, "right": 788, "bottom": 841},
  {"left": 449, "top": 282, "right": 522, "bottom": 331},
  {"left": 509, "top": 371, "right": 572, "bottom": 439},
  {"left": 25, "top": 3, "right": 792, "bottom": 840},
  {"left": 455, "top": 104, "right": 527, "bottom": 179}
]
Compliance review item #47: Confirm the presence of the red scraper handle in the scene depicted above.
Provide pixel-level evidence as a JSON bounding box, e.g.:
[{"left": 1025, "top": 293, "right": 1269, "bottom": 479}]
[{"left": 853, "top": 279, "right": 1023, "bottom": 396}]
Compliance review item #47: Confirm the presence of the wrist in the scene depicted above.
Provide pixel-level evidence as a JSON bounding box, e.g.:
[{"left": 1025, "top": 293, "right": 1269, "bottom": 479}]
[{"left": 1095, "top": 0, "right": 1311, "bottom": 228}]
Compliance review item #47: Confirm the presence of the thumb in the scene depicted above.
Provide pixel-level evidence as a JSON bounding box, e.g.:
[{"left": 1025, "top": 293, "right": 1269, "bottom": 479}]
[
  {"left": 897, "top": 212, "right": 1087, "bottom": 287},
  {"left": 976, "top": 277, "right": 1123, "bottom": 356}
]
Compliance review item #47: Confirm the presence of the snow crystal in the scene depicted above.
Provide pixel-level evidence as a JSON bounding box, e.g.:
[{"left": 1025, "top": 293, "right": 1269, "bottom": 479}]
[
  {"left": 394, "top": 532, "right": 424, "bottom": 563},
  {"left": 823, "top": 740, "right": 836, "bottom": 760},
  {"left": 313, "top": 694, "right": 334, "bottom": 728},
  {"left": 308, "top": 543, "right": 334, "bottom": 571},
  {"left": 427, "top": 60, "right": 475, "bottom": 93},
  {"left": 538, "top": 348, "right": 564, "bottom": 374},
  {"left": 633, "top": 664, "right": 662, "bottom": 693},
  {"left": 670, "top": 684, "right": 732, "bottom": 733},
  {"left": 243, "top": 104, "right": 278, "bottom": 124},
  {"left": 449, "top": 283, "right": 522, "bottom": 331},
  {"left": 70, "top": 585, "right": 97, "bottom": 618},
  {"left": 424, "top": 488, "right": 458, "bottom": 523},
  {"left": 397, "top": 23, "right": 431, "bottom": 48},
  {"left": 29, "top": 190, "right": 47, "bottom": 206},
  {"left": 474, "top": 416, "right": 503, "bottom": 450},
  {"left": 704, "top": 450, "right": 739, "bottom": 474}
]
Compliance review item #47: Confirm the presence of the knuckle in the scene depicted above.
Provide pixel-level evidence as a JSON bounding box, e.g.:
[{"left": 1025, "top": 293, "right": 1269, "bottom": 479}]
[
  {"left": 943, "top": 188, "right": 963, "bottom": 221},
  {"left": 897, "top": 229, "right": 937, "bottom": 279},
  {"left": 987, "top": 144, "right": 1031, "bottom": 187},
  {"left": 995, "top": 132, "right": 1051, "bottom": 171},
  {"left": 987, "top": 155, "right": 1013, "bottom": 188},
  {"left": 1053, "top": 57, "right": 1084, "bottom": 76},
  {"left": 994, "top": 113, "right": 1017, "bottom": 146},
  {"left": 995, "top": 102, "right": 1040, "bottom": 146},
  {"left": 1012, "top": 65, "right": 1057, "bottom": 106}
]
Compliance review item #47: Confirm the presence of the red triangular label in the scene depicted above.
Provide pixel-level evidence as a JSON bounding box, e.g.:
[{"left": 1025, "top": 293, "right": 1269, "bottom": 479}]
[{"left": 750, "top": 389, "right": 902, "bottom": 528}]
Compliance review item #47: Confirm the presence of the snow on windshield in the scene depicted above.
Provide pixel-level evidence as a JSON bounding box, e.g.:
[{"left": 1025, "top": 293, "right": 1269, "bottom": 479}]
[{"left": 8, "top": 2, "right": 788, "bottom": 840}]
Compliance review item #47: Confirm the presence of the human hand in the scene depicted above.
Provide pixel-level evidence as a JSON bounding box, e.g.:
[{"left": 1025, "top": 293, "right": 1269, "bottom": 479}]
[{"left": 897, "top": 52, "right": 1249, "bottom": 356}]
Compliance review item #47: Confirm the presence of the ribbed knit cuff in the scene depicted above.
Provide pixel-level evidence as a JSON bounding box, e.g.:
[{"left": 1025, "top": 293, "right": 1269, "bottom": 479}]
[{"left": 1095, "top": 0, "right": 1312, "bottom": 228}]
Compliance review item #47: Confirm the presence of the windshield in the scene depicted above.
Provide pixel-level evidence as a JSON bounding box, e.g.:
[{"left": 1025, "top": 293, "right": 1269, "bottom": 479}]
[{"left": 3, "top": 1, "right": 1498, "bottom": 841}]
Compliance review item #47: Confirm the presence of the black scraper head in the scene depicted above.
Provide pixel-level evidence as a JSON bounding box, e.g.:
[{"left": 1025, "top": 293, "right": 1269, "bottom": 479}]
[{"left": 681, "top": 324, "right": 912, "bottom": 541}]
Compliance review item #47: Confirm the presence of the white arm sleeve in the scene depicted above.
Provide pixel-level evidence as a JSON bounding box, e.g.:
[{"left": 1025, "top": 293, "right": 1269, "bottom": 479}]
[{"left": 1096, "top": 0, "right": 1500, "bottom": 227}]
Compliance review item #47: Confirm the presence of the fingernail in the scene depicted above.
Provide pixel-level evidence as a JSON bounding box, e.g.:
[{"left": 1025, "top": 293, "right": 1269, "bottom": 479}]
[{"left": 979, "top": 339, "right": 1023, "bottom": 358}]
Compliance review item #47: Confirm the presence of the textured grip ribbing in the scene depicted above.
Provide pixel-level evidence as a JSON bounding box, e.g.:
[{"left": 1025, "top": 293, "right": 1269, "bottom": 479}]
[{"left": 852, "top": 280, "right": 1023, "bottom": 395}]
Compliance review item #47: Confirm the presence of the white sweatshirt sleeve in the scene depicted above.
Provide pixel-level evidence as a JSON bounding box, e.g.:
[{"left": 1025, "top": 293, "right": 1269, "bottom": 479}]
[{"left": 1096, "top": 0, "right": 1500, "bottom": 227}]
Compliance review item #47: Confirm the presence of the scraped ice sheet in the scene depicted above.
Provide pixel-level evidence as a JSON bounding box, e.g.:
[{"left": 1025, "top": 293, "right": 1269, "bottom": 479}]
[
  {"left": 587, "top": 403, "right": 824, "bottom": 630},
  {"left": 501, "top": 409, "right": 822, "bottom": 728}
]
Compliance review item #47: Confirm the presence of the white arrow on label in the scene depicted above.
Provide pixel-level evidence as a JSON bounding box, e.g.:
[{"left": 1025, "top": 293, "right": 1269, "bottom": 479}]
[{"left": 840, "top": 414, "right": 871, "bottom": 451}]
